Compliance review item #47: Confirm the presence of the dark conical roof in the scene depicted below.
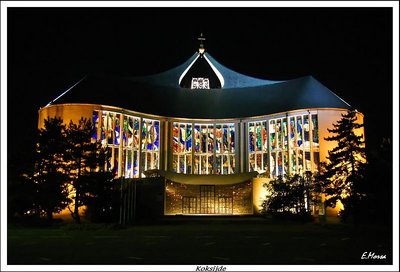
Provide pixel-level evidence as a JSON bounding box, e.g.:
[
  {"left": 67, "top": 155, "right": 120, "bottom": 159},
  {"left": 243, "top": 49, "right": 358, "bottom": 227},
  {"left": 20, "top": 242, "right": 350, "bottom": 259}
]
[{"left": 45, "top": 52, "right": 351, "bottom": 119}]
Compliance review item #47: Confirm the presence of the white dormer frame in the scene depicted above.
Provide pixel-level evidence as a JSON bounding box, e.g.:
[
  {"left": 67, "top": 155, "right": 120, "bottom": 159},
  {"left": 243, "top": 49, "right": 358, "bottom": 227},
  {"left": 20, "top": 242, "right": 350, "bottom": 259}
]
[{"left": 178, "top": 53, "right": 225, "bottom": 88}]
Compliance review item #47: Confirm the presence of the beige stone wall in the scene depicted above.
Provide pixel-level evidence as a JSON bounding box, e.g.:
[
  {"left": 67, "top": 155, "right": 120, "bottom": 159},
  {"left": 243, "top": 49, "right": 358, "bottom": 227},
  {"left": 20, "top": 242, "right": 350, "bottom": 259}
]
[
  {"left": 38, "top": 104, "right": 100, "bottom": 128},
  {"left": 252, "top": 177, "right": 270, "bottom": 214},
  {"left": 317, "top": 109, "right": 365, "bottom": 164}
]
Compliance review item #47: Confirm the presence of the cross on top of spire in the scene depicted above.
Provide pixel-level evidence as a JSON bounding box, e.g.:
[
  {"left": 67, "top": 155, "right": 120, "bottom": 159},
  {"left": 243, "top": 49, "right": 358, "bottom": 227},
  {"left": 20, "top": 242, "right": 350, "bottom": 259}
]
[{"left": 198, "top": 33, "right": 206, "bottom": 54}]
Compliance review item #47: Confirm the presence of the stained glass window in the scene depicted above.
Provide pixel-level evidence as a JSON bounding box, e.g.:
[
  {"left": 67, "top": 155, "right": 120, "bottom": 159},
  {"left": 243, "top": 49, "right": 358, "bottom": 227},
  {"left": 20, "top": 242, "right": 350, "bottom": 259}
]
[
  {"left": 223, "top": 155, "right": 229, "bottom": 174},
  {"left": 126, "top": 150, "right": 132, "bottom": 175},
  {"left": 269, "top": 120, "right": 276, "bottom": 151},
  {"left": 230, "top": 154, "right": 236, "bottom": 174},
  {"left": 194, "top": 125, "right": 200, "bottom": 152},
  {"left": 107, "top": 113, "right": 114, "bottom": 145},
  {"left": 296, "top": 116, "right": 303, "bottom": 147},
  {"left": 93, "top": 110, "right": 161, "bottom": 178},
  {"left": 277, "top": 152, "right": 283, "bottom": 176},
  {"left": 263, "top": 153, "right": 268, "bottom": 173},
  {"left": 216, "top": 155, "right": 222, "bottom": 174},
  {"left": 248, "top": 112, "right": 320, "bottom": 178},
  {"left": 262, "top": 121, "right": 268, "bottom": 151},
  {"left": 114, "top": 114, "right": 120, "bottom": 145},
  {"left": 154, "top": 121, "right": 159, "bottom": 151},
  {"left": 172, "top": 122, "right": 192, "bottom": 174},
  {"left": 216, "top": 125, "right": 222, "bottom": 154},
  {"left": 186, "top": 124, "right": 192, "bottom": 152},
  {"left": 186, "top": 154, "right": 192, "bottom": 174},
  {"left": 230, "top": 124, "right": 235, "bottom": 153},
  {"left": 208, "top": 127, "right": 214, "bottom": 153},
  {"left": 173, "top": 123, "right": 179, "bottom": 153},
  {"left": 289, "top": 117, "right": 295, "bottom": 148},
  {"left": 92, "top": 111, "right": 99, "bottom": 140},
  {"left": 283, "top": 151, "right": 288, "bottom": 175},
  {"left": 290, "top": 151, "right": 296, "bottom": 173},
  {"left": 256, "top": 122, "right": 262, "bottom": 151},
  {"left": 303, "top": 115, "right": 310, "bottom": 148},
  {"left": 113, "top": 148, "right": 119, "bottom": 175},
  {"left": 140, "top": 118, "right": 160, "bottom": 176},
  {"left": 249, "top": 123, "right": 255, "bottom": 152},
  {"left": 297, "top": 150, "right": 304, "bottom": 175},
  {"left": 276, "top": 120, "right": 281, "bottom": 149},
  {"left": 282, "top": 119, "right": 288, "bottom": 150},
  {"left": 249, "top": 153, "right": 255, "bottom": 171},
  {"left": 223, "top": 126, "right": 228, "bottom": 152},
  {"left": 194, "top": 155, "right": 200, "bottom": 174},
  {"left": 133, "top": 150, "right": 139, "bottom": 176},
  {"left": 173, "top": 155, "right": 178, "bottom": 173},
  {"left": 100, "top": 112, "right": 106, "bottom": 145},
  {"left": 179, "top": 155, "right": 185, "bottom": 173},
  {"left": 270, "top": 152, "right": 276, "bottom": 177},
  {"left": 122, "top": 116, "right": 128, "bottom": 147},
  {"left": 256, "top": 153, "right": 262, "bottom": 171},
  {"left": 312, "top": 114, "right": 319, "bottom": 147},
  {"left": 248, "top": 121, "right": 267, "bottom": 173}
]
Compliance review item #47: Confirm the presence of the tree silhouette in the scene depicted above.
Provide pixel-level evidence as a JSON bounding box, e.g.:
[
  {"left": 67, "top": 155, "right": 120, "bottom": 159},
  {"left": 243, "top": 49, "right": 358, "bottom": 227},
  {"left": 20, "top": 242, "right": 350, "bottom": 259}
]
[
  {"left": 79, "top": 138, "right": 118, "bottom": 222},
  {"left": 33, "top": 117, "right": 71, "bottom": 220},
  {"left": 262, "top": 174, "right": 315, "bottom": 221},
  {"left": 321, "top": 110, "right": 367, "bottom": 223},
  {"left": 64, "top": 118, "right": 98, "bottom": 223},
  {"left": 64, "top": 117, "right": 114, "bottom": 223}
]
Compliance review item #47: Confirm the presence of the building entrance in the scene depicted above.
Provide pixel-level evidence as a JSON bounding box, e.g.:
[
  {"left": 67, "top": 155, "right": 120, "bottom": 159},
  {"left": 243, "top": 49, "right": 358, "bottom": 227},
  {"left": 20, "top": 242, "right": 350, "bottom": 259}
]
[{"left": 200, "top": 185, "right": 215, "bottom": 214}]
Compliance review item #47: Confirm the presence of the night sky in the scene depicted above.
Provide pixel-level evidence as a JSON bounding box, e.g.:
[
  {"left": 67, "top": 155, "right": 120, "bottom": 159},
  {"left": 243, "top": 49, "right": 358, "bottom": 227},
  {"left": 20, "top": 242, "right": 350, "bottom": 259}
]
[{"left": 7, "top": 7, "right": 393, "bottom": 165}]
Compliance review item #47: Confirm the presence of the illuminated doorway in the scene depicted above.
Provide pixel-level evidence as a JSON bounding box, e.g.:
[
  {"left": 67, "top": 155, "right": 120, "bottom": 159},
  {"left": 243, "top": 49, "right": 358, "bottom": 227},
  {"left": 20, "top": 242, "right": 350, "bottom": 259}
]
[{"left": 200, "top": 185, "right": 215, "bottom": 214}]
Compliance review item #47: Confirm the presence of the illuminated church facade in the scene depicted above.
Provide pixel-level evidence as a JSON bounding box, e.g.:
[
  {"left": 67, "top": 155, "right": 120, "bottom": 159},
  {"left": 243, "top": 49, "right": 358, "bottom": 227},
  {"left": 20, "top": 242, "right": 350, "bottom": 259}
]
[{"left": 38, "top": 36, "right": 364, "bottom": 216}]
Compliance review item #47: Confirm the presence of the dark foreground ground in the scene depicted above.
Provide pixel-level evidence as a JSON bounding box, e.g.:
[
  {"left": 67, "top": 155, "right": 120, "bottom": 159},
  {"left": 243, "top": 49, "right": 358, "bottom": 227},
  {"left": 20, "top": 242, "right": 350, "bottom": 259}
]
[{"left": 7, "top": 216, "right": 393, "bottom": 265}]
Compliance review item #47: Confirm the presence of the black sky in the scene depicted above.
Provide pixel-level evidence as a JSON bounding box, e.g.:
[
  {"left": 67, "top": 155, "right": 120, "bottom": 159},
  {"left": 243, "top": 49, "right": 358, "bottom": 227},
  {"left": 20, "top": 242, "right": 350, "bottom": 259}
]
[{"left": 7, "top": 7, "right": 393, "bottom": 164}]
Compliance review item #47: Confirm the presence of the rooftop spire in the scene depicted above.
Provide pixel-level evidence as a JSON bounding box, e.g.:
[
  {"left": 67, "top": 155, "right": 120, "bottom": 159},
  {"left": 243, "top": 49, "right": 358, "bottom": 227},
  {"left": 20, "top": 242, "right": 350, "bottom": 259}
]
[{"left": 197, "top": 33, "right": 206, "bottom": 54}]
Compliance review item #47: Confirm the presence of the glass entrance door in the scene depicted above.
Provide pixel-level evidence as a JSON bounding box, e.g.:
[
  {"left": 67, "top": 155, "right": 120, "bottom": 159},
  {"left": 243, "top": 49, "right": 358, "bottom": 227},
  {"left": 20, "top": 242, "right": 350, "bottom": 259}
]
[{"left": 200, "top": 185, "right": 215, "bottom": 214}]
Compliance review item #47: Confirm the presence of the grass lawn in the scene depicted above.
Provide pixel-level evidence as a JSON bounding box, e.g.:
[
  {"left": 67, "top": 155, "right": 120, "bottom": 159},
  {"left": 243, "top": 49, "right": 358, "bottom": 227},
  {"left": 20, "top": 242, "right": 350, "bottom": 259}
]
[{"left": 7, "top": 217, "right": 393, "bottom": 265}]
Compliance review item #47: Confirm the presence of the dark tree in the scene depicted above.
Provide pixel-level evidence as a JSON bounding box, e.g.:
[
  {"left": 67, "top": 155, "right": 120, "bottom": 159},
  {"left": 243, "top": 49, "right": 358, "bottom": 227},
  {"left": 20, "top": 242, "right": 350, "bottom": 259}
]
[
  {"left": 262, "top": 174, "right": 315, "bottom": 221},
  {"left": 81, "top": 171, "right": 120, "bottom": 223},
  {"left": 80, "top": 142, "right": 118, "bottom": 223},
  {"left": 32, "top": 117, "right": 71, "bottom": 220},
  {"left": 362, "top": 137, "right": 392, "bottom": 225},
  {"left": 65, "top": 117, "right": 116, "bottom": 223},
  {"left": 64, "top": 118, "right": 97, "bottom": 223},
  {"left": 8, "top": 162, "right": 36, "bottom": 220},
  {"left": 321, "top": 110, "right": 367, "bottom": 224}
]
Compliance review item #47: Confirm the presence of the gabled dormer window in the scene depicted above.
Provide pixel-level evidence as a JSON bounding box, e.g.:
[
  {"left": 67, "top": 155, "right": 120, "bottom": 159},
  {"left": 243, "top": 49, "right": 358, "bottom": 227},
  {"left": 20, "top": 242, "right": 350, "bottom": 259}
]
[{"left": 191, "top": 78, "right": 210, "bottom": 89}]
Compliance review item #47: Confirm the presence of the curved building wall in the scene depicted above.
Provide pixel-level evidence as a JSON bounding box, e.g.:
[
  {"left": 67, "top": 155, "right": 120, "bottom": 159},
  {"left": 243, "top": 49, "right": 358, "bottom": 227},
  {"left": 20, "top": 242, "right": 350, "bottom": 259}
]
[
  {"left": 39, "top": 104, "right": 364, "bottom": 180},
  {"left": 39, "top": 104, "right": 165, "bottom": 178},
  {"left": 38, "top": 103, "right": 97, "bottom": 129}
]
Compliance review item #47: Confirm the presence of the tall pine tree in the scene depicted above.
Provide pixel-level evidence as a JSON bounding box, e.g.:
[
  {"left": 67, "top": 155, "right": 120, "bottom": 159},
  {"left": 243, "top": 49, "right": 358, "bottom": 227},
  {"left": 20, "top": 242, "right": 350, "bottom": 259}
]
[
  {"left": 321, "top": 110, "right": 367, "bottom": 223},
  {"left": 33, "top": 117, "right": 71, "bottom": 220},
  {"left": 65, "top": 117, "right": 112, "bottom": 223},
  {"left": 65, "top": 118, "right": 94, "bottom": 223}
]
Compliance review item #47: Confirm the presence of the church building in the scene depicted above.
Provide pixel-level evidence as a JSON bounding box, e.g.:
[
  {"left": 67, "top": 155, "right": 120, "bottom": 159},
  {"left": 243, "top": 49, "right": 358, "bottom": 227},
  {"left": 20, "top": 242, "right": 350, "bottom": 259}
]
[{"left": 38, "top": 35, "right": 364, "bottom": 216}]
